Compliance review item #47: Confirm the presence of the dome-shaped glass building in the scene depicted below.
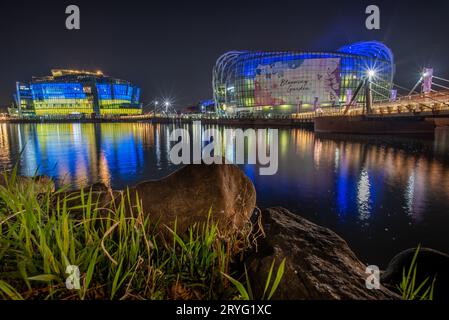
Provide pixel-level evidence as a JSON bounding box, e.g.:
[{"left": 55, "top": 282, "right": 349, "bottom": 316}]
[{"left": 212, "top": 41, "right": 394, "bottom": 114}]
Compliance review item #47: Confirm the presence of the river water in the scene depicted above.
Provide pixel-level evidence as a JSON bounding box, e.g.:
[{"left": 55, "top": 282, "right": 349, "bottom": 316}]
[{"left": 1, "top": 122, "right": 449, "bottom": 267}]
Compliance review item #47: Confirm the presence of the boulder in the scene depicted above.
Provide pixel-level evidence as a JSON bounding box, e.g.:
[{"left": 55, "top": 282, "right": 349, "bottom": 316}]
[
  {"left": 245, "top": 207, "right": 399, "bottom": 300},
  {"left": 125, "top": 163, "right": 257, "bottom": 237},
  {"left": 381, "top": 247, "right": 449, "bottom": 300}
]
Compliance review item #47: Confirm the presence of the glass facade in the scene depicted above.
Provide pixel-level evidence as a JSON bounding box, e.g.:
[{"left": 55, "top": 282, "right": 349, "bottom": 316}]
[
  {"left": 97, "top": 83, "right": 141, "bottom": 114},
  {"left": 12, "top": 70, "right": 142, "bottom": 116},
  {"left": 13, "top": 82, "right": 35, "bottom": 116},
  {"left": 213, "top": 41, "right": 395, "bottom": 114},
  {"left": 31, "top": 83, "right": 92, "bottom": 115}
]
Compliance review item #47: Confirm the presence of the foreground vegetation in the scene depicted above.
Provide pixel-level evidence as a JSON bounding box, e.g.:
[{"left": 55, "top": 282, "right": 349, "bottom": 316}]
[
  {"left": 0, "top": 168, "right": 285, "bottom": 300},
  {"left": 397, "top": 245, "right": 436, "bottom": 300}
]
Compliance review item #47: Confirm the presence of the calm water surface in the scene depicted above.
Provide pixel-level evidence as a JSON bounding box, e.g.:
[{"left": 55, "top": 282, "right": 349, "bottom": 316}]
[{"left": 1, "top": 122, "right": 449, "bottom": 266}]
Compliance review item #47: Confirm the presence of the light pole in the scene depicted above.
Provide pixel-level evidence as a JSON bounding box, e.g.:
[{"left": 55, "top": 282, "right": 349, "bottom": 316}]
[
  {"left": 366, "top": 69, "right": 376, "bottom": 114},
  {"left": 153, "top": 100, "right": 159, "bottom": 116},
  {"left": 164, "top": 100, "right": 171, "bottom": 114}
]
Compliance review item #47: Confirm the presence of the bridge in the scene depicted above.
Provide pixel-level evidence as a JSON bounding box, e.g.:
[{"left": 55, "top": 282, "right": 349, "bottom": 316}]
[{"left": 293, "top": 69, "right": 449, "bottom": 127}]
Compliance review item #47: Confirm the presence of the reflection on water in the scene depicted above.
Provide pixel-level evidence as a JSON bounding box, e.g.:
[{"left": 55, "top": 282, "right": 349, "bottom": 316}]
[
  {"left": 357, "top": 168, "right": 371, "bottom": 222},
  {"left": 1, "top": 122, "right": 449, "bottom": 266},
  {"left": 0, "top": 123, "right": 181, "bottom": 188}
]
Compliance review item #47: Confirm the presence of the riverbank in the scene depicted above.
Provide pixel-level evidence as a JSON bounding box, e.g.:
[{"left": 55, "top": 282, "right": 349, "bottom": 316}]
[
  {"left": 1, "top": 164, "right": 447, "bottom": 300},
  {"left": 0, "top": 116, "right": 152, "bottom": 124},
  {"left": 4, "top": 115, "right": 448, "bottom": 133},
  {"left": 0, "top": 115, "right": 314, "bottom": 128}
]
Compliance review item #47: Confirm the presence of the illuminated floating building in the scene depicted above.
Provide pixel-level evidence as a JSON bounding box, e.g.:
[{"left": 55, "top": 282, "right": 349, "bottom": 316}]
[
  {"left": 212, "top": 41, "right": 395, "bottom": 114},
  {"left": 11, "top": 69, "right": 142, "bottom": 117}
]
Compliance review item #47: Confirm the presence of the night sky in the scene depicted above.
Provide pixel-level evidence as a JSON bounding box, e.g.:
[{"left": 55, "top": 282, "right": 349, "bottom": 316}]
[{"left": 1, "top": 0, "right": 449, "bottom": 109}]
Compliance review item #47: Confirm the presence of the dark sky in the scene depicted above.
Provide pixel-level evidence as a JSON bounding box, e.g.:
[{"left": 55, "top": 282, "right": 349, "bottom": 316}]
[{"left": 1, "top": 0, "right": 449, "bottom": 109}]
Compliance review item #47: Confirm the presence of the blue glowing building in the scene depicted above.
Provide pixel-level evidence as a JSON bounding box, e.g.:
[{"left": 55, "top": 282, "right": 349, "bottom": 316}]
[
  {"left": 212, "top": 41, "right": 395, "bottom": 114},
  {"left": 12, "top": 69, "right": 142, "bottom": 117}
]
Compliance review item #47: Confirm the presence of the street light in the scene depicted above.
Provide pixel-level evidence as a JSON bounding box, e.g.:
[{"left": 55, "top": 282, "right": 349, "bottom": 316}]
[
  {"left": 150, "top": 100, "right": 159, "bottom": 116},
  {"left": 164, "top": 100, "right": 171, "bottom": 113}
]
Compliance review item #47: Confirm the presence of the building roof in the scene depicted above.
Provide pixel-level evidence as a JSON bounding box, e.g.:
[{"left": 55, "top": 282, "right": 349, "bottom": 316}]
[
  {"left": 338, "top": 41, "right": 394, "bottom": 64},
  {"left": 51, "top": 69, "right": 104, "bottom": 77}
]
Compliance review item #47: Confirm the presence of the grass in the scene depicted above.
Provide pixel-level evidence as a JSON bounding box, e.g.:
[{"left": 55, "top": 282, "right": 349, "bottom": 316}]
[
  {"left": 222, "top": 258, "right": 286, "bottom": 300},
  {"left": 0, "top": 167, "right": 284, "bottom": 300},
  {"left": 397, "top": 245, "right": 436, "bottom": 300}
]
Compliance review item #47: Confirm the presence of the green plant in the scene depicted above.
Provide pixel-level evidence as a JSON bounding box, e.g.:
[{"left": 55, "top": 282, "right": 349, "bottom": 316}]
[
  {"left": 398, "top": 245, "right": 436, "bottom": 300},
  {"left": 0, "top": 168, "right": 254, "bottom": 300},
  {"left": 222, "top": 258, "right": 286, "bottom": 300}
]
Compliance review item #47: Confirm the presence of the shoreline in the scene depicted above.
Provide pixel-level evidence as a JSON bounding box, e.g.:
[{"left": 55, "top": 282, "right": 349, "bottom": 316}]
[
  {"left": 0, "top": 116, "right": 314, "bottom": 127},
  {"left": 2, "top": 116, "right": 446, "bottom": 133},
  {"left": 0, "top": 117, "right": 316, "bottom": 130}
]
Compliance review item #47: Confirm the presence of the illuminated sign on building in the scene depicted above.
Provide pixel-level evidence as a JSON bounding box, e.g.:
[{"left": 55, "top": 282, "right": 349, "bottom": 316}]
[{"left": 254, "top": 58, "right": 341, "bottom": 106}]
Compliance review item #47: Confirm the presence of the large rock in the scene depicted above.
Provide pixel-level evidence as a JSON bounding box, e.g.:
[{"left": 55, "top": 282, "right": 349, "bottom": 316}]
[
  {"left": 381, "top": 247, "right": 449, "bottom": 300},
  {"left": 125, "top": 163, "right": 257, "bottom": 237},
  {"left": 245, "top": 207, "right": 399, "bottom": 300}
]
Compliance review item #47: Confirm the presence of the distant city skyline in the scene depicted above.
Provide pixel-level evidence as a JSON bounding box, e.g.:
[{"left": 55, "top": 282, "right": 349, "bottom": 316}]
[{"left": 1, "top": 0, "right": 449, "bottom": 109}]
